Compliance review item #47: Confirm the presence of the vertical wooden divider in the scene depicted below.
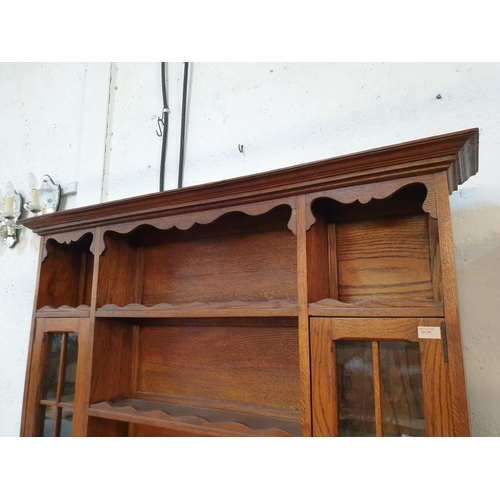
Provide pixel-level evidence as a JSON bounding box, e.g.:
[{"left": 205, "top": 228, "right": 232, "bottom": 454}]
[
  {"left": 132, "top": 243, "right": 144, "bottom": 399},
  {"left": 72, "top": 317, "right": 90, "bottom": 436},
  {"left": 131, "top": 326, "right": 141, "bottom": 395},
  {"left": 310, "top": 318, "right": 337, "bottom": 436},
  {"left": 296, "top": 195, "right": 312, "bottom": 436},
  {"left": 20, "top": 235, "right": 48, "bottom": 435},
  {"left": 73, "top": 227, "right": 102, "bottom": 437},
  {"left": 305, "top": 210, "right": 329, "bottom": 303},
  {"left": 419, "top": 338, "right": 453, "bottom": 436},
  {"left": 77, "top": 252, "right": 88, "bottom": 304},
  {"left": 129, "top": 244, "right": 145, "bottom": 437},
  {"left": 129, "top": 324, "right": 141, "bottom": 437},
  {"left": 330, "top": 341, "right": 338, "bottom": 437},
  {"left": 372, "top": 341, "right": 383, "bottom": 437},
  {"left": 428, "top": 217, "right": 443, "bottom": 302},
  {"left": 23, "top": 319, "right": 48, "bottom": 436},
  {"left": 327, "top": 224, "right": 338, "bottom": 300},
  {"left": 434, "top": 172, "right": 470, "bottom": 436}
]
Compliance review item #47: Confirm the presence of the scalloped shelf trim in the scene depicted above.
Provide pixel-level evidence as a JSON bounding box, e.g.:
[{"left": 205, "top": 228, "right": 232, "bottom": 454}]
[
  {"left": 99, "top": 198, "right": 297, "bottom": 255},
  {"left": 36, "top": 305, "right": 91, "bottom": 317},
  {"left": 304, "top": 176, "right": 437, "bottom": 231},
  {"left": 38, "top": 305, "right": 91, "bottom": 312},
  {"left": 43, "top": 231, "right": 95, "bottom": 261},
  {"left": 90, "top": 401, "right": 292, "bottom": 437},
  {"left": 97, "top": 300, "right": 299, "bottom": 316}
]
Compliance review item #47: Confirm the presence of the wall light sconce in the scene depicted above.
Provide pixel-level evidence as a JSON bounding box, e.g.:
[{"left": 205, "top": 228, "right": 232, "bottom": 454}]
[
  {"left": 0, "top": 182, "right": 23, "bottom": 248},
  {"left": 24, "top": 173, "right": 61, "bottom": 216},
  {"left": 0, "top": 174, "right": 61, "bottom": 248}
]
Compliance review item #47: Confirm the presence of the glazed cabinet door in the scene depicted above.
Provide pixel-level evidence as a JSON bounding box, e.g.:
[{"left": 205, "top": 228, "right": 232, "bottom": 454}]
[
  {"left": 310, "top": 317, "right": 453, "bottom": 437},
  {"left": 23, "top": 318, "right": 89, "bottom": 437}
]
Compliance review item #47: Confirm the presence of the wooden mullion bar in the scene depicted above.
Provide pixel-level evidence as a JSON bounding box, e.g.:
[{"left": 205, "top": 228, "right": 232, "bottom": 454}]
[
  {"left": 40, "top": 399, "right": 58, "bottom": 407},
  {"left": 55, "top": 333, "right": 67, "bottom": 403},
  {"left": 372, "top": 341, "right": 383, "bottom": 437},
  {"left": 53, "top": 333, "right": 67, "bottom": 436},
  {"left": 41, "top": 400, "right": 74, "bottom": 411}
]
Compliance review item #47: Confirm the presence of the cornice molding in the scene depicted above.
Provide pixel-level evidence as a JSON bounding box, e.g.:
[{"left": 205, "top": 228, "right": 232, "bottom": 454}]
[{"left": 22, "top": 129, "right": 478, "bottom": 237}]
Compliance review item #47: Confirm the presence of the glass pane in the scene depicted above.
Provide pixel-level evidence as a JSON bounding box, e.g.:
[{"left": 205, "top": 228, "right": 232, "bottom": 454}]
[
  {"left": 60, "top": 408, "right": 74, "bottom": 437},
  {"left": 336, "top": 341, "right": 375, "bottom": 436},
  {"left": 379, "top": 342, "right": 425, "bottom": 437},
  {"left": 61, "top": 333, "right": 78, "bottom": 404},
  {"left": 40, "top": 405, "right": 56, "bottom": 437},
  {"left": 42, "top": 333, "right": 63, "bottom": 401}
]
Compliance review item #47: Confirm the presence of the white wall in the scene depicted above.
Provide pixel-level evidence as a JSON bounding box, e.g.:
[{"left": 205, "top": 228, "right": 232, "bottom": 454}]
[
  {"left": 0, "top": 63, "right": 86, "bottom": 435},
  {"left": 1, "top": 62, "right": 499, "bottom": 436}
]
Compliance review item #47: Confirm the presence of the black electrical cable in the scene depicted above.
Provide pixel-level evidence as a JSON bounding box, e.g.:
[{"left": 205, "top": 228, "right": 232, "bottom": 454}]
[
  {"left": 178, "top": 62, "right": 189, "bottom": 189},
  {"left": 159, "top": 62, "right": 169, "bottom": 192}
]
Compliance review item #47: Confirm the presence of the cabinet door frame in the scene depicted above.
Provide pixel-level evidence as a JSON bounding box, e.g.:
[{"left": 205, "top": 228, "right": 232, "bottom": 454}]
[
  {"left": 23, "top": 317, "right": 90, "bottom": 437},
  {"left": 310, "top": 317, "right": 453, "bottom": 437}
]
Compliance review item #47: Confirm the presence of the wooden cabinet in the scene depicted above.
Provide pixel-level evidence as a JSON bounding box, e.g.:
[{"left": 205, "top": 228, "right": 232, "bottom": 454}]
[
  {"left": 311, "top": 317, "right": 452, "bottom": 436},
  {"left": 23, "top": 317, "right": 90, "bottom": 437},
  {"left": 21, "top": 129, "right": 478, "bottom": 437}
]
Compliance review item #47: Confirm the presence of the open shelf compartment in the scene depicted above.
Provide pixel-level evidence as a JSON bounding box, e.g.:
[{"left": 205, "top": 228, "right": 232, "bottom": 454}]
[
  {"left": 96, "top": 206, "right": 298, "bottom": 314},
  {"left": 307, "top": 184, "right": 443, "bottom": 316},
  {"left": 36, "top": 233, "right": 94, "bottom": 311},
  {"left": 88, "top": 317, "right": 301, "bottom": 437}
]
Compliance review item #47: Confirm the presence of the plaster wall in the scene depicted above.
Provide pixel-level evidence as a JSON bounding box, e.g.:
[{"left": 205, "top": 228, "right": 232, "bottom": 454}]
[
  {"left": 1, "top": 62, "right": 499, "bottom": 436},
  {"left": 0, "top": 63, "right": 87, "bottom": 435}
]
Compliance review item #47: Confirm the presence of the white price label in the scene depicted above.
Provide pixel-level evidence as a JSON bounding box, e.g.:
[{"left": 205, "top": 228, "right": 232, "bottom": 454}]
[{"left": 418, "top": 326, "right": 441, "bottom": 339}]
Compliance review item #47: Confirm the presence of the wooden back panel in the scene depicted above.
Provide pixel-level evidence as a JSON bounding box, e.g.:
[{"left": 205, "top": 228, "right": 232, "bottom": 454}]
[
  {"left": 336, "top": 214, "right": 433, "bottom": 302},
  {"left": 142, "top": 228, "right": 297, "bottom": 304},
  {"left": 137, "top": 319, "right": 300, "bottom": 411},
  {"left": 89, "top": 319, "right": 135, "bottom": 404},
  {"left": 37, "top": 235, "right": 94, "bottom": 308},
  {"left": 96, "top": 232, "right": 144, "bottom": 307}
]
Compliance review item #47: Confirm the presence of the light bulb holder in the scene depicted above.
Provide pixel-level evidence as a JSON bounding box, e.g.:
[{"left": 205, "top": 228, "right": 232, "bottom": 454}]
[
  {"left": 0, "top": 174, "right": 61, "bottom": 249},
  {"left": 24, "top": 174, "right": 61, "bottom": 216},
  {"left": 0, "top": 187, "right": 23, "bottom": 248},
  {"left": 0, "top": 218, "right": 23, "bottom": 248}
]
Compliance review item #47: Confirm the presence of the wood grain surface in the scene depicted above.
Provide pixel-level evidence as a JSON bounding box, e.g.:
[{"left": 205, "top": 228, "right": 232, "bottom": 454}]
[{"left": 336, "top": 214, "right": 433, "bottom": 302}]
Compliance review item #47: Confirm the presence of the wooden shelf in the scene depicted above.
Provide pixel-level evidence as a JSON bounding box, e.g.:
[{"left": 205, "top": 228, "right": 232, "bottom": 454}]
[
  {"left": 35, "top": 305, "right": 91, "bottom": 318},
  {"left": 88, "top": 399, "right": 301, "bottom": 437},
  {"left": 308, "top": 298, "right": 444, "bottom": 318},
  {"left": 96, "top": 300, "right": 299, "bottom": 318}
]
